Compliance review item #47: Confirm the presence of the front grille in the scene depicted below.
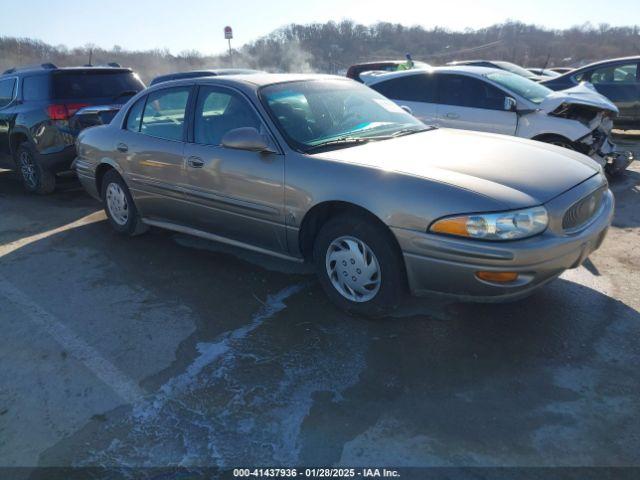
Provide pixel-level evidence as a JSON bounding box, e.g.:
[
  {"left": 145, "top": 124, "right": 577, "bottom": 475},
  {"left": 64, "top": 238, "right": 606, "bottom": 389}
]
[{"left": 562, "top": 186, "right": 606, "bottom": 232}]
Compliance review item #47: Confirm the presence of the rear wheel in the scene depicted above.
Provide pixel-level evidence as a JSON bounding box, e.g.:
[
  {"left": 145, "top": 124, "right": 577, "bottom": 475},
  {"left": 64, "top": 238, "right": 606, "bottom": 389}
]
[
  {"left": 16, "top": 142, "right": 56, "bottom": 194},
  {"left": 101, "top": 169, "right": 148, "bottom": 236},
  {"left": 313, "top": 213, "right": 406, "bottom": 317}
]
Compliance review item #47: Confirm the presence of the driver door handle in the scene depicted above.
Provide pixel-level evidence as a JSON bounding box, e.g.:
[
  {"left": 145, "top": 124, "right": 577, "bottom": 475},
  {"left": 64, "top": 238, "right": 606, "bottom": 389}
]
[
  {"left": 187, "top": 156, "right": 204, "bottom": 168},
  {"left": 444, "top": 112, "right": 460, "bottom": 119},
  {"left": 116, "top": 143, "right": 128, "bottom": 152}
]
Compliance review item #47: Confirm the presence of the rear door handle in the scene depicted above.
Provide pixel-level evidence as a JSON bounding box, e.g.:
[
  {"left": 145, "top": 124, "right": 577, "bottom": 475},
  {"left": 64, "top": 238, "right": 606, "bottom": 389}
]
[
  {"left": 187, "top": 156, "right": 204, "bottom": 168},
  {"left": 116, "top": 143, "right": 128, "bottom": 153},
  {"left": 445, "top": 112, "right": 460, "bottom": 119}
]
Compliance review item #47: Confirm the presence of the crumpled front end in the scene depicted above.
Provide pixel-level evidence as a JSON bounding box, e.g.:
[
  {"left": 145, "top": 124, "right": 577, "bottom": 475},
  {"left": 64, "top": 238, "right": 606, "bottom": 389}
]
[{"left": 548, "top": 102, "right": 633, "bottom": 173}]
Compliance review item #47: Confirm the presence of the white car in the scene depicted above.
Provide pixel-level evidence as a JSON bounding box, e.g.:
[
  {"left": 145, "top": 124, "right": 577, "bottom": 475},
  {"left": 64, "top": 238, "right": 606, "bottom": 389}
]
[{"left": 361, "top": 66, "right": 626, "bottom": 173}]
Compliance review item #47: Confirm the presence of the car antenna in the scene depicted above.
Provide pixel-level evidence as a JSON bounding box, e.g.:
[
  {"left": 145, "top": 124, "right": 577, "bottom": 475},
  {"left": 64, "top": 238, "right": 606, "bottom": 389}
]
[
  {"left": 542, "top": 52, "right": 551, "bottom": 73},
  {"left": 88, "top": 48, "right": 93, "bottom": 67}
]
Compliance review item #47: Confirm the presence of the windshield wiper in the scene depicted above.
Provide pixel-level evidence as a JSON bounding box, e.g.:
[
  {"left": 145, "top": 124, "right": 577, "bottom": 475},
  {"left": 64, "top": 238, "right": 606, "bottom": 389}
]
[
  {"left": 389, "top": 126, "right": 433, "bottom": 137},
  {"left": 304, "top": 137, "right": 373, "bottom": 153}
]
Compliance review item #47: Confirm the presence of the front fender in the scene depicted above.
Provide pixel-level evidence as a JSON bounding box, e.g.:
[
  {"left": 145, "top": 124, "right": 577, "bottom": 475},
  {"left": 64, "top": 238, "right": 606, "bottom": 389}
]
[{"left": 516, "top": 111, "right": 592, "bottom": 142}]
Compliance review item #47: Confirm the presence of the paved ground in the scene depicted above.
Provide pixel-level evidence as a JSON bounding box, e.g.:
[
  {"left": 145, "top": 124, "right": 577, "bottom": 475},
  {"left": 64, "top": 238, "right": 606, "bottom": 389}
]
[{"left": 1, "top": 137, "right": 640, "bottom": 469}]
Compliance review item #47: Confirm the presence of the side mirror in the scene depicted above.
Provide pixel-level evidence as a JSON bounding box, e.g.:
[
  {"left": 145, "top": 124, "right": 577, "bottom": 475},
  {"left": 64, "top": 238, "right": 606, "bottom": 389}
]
[
  {"left": 221, "top": 127, "right": 276, "bottom": 153},
  {"left": 400, "top": 105, "right": 413, "bottom": 115},
  {"left": 504, "top": 97, "right": 517, "bottom": 112}
]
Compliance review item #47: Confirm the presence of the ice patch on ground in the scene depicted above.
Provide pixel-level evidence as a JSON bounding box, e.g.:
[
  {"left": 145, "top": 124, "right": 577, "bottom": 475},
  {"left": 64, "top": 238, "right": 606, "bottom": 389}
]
[{"left": 75, "top": 282, "right": 368, "bottom": 467}]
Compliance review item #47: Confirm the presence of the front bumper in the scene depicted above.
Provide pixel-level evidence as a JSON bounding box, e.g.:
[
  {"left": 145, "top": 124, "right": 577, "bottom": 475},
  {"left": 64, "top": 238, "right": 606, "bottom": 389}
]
[
  {"left": 585, "top": 136, "right": 634, "bottom": 174},
  {"left": 393, "top": 176, "right": 614, "bottom": 301}
]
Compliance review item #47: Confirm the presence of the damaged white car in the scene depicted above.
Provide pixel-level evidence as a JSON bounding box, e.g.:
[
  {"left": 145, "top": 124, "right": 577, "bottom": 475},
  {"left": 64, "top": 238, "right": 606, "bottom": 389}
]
[{"left": 363, "top": 66, "right": 632, "bottom": 174}]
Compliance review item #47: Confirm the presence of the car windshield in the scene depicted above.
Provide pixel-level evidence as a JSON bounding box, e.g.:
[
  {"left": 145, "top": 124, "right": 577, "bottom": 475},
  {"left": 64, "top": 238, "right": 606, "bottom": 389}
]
[
  {"left": 493, "top": 61, "right": 538, "bottom": 79},
  {"left": 260, "top": 79, "right": 428, "bottom": 152},
  {"left": 485, "top": 71, "right": 553, "bottom": 104}
]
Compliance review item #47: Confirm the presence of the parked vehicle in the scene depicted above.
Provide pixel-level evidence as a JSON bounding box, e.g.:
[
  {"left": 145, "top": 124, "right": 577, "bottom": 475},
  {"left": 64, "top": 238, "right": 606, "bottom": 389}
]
[
  {"left": 346, "top": 61, "right": 431, "bottom": 82},
  {"left": 541, "top": 56, "right": 640, "bottom": 130},
  {"left": 362, "top": 66, "right": 631, "bottom": 174},
  {"left": 150, "top": 69, "right": 263, "bottom": 86},
  {"left": 447, "top": 60, "right": 545, "bottom": 82},
  {"left": 74, "top": 74, "right": 613, "bottom": 316},
  {"left": 527, "top": 68, "right": 560, "bottom": 78},
  {"left": 0, "top": 63, "right": 145, "bottom": 193}
]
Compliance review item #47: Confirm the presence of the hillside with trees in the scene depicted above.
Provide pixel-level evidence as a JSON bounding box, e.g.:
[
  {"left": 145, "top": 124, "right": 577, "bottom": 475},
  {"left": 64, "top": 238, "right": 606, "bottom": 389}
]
[{"left": 2, "top": 20, "right": 639, "bottom": 82}]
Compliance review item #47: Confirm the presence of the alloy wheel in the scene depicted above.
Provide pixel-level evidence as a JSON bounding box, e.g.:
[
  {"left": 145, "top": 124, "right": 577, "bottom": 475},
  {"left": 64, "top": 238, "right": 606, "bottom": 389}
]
[{"left": 19, "top": 151, "right": 38, "bottom": 189}]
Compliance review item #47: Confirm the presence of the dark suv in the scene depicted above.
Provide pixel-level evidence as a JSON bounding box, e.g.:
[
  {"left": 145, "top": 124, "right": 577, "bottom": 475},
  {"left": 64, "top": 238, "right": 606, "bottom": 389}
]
[{"left": 0, "top": 63, "right": 145, "bottom": 193}]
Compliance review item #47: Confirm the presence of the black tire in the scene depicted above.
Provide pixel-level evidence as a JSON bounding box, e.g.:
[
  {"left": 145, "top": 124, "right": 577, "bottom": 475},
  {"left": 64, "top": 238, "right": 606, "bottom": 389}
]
[
  {"left": 604, "top": 161, "right": 626, "bottom": 178},
  {"left": 15, "top": 142, "right": 56, "bottom": 194},
  {"left": 100, "top": 169, "right": 148, "bottom": 236},
  {"left": 539, "top": 135, "right": 575, "bottom": 151},
  {"left": 312, "top": 212, "right": 406, "bottom": 317}
]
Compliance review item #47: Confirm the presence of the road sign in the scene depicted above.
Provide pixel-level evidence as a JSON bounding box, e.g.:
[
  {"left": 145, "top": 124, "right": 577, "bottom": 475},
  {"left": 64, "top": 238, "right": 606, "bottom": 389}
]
[{"left": 224, "top": 26, "right": 233, "bottom": 40}]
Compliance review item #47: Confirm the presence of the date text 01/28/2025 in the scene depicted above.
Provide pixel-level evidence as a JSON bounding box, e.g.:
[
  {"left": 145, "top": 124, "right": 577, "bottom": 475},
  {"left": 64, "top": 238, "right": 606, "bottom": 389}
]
[{"left": 233, "top": 468, "right": 401, "bottom": 478}]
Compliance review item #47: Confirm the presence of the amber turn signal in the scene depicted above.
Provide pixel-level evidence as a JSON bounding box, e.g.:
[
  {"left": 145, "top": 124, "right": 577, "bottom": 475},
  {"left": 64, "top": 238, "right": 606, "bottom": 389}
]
[
  {"left": 429, "top": 216, "right": 470, "bottom": 237},
  {"left": 475, "top": 271, "right": 519, "bottom": 283}
]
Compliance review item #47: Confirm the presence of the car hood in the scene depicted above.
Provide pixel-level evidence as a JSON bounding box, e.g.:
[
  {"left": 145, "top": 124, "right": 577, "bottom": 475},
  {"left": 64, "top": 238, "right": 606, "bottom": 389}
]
[
  {"left": 538, "top": 83, "right": 619, "bottom": 114},
  {"left": 311, "top": 128, "right": 600, "bottom": 209}
]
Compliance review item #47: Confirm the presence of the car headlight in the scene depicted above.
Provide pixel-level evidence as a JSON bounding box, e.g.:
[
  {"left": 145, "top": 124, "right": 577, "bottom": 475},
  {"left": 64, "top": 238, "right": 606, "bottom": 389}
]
[{"left": 429, "top": 206, "right": 548, "bottom": 240}]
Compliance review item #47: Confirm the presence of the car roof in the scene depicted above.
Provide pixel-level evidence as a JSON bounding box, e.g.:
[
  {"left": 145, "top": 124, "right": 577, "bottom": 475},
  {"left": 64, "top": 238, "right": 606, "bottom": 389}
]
[
  {"left": 146, "top": 73, "right": 349, "bottom": 91},
  {"left": 1, "top": 65, "right": 132, "bottom": 77},
  {"left": 569, "top": 55, "right": 640, "bottom": 72},
  {"left": 447, "top": 60, "right": 498, "bottom": 65},
  {"left": 350, "top": 61, "right": 405, "bottom": 67},
  {"left": 150, "top": 68, "right": 262, "bottom": 84},
  {"left": 360, "top": 65, "right": 501, "bottom": 85}
]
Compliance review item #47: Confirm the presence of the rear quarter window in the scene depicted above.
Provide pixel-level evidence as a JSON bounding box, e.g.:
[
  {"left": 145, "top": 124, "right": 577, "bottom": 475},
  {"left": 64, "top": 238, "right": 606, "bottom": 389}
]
[
  {"left": 0, "top": 78, "right": 17, "bottom": 108},
  {"left": 125, "top": 96, "right": 146, "bottom": 132},
  {"left": 22, "top": 75, "right": 51, "bottom": 101}
]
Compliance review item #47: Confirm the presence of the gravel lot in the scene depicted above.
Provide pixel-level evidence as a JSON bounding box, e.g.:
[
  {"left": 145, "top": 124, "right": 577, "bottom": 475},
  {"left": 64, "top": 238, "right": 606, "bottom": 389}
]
[{"left": 1, "top": 135, "right": 639, "bottom": 470}]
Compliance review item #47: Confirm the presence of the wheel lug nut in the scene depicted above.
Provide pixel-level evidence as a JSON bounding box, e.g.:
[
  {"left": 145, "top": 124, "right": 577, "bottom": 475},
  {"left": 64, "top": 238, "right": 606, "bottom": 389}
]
[
  {"left": 352, "top": 276, "right": 357, "bottom": 281},
  {"left": 350, "top": 259, "right": 355, "bottom": 264},
  {"left": 356, "top": 268, "right": 361, "bottom": 274},
  {"left": 342, "top": 260, "right": 347, "bottom": 266}
]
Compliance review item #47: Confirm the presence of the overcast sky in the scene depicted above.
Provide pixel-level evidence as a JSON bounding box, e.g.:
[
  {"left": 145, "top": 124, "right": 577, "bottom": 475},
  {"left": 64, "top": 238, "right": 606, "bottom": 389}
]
[{"left": 1, "top": 0, "right": 638, "bottom": 55}]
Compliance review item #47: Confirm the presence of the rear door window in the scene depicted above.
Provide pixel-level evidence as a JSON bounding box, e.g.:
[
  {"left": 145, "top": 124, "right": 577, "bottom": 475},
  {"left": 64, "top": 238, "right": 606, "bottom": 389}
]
[
  {"left": 0, "top": 78, "right": 16, "bottom": 108},
  {"left": 438, "top": 74, "right": 506, "bottom": 110},
  {"left": 140, "top": 87, "right": 190, "bottom": 141},
  {"left": 370, "top": 74, "right": 437, "bottom": 103},
  {"left": 22, "top": 75, "right": 50, "bottom": 101},
  {"left": 52, "top": 71, "right": 145, "bottom": 100}
]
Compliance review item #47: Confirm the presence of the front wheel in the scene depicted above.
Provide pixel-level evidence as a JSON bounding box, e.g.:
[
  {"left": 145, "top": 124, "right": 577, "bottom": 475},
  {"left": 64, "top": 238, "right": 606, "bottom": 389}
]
[
  {"left": 538, "top": 135, "right": 576, "bottom": 151},
  {"left": 101, "top": 169, "right": 148, "bottom": 236},
  {"left": 313, "top": 213, "right": 406, "bottom": 317}
]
